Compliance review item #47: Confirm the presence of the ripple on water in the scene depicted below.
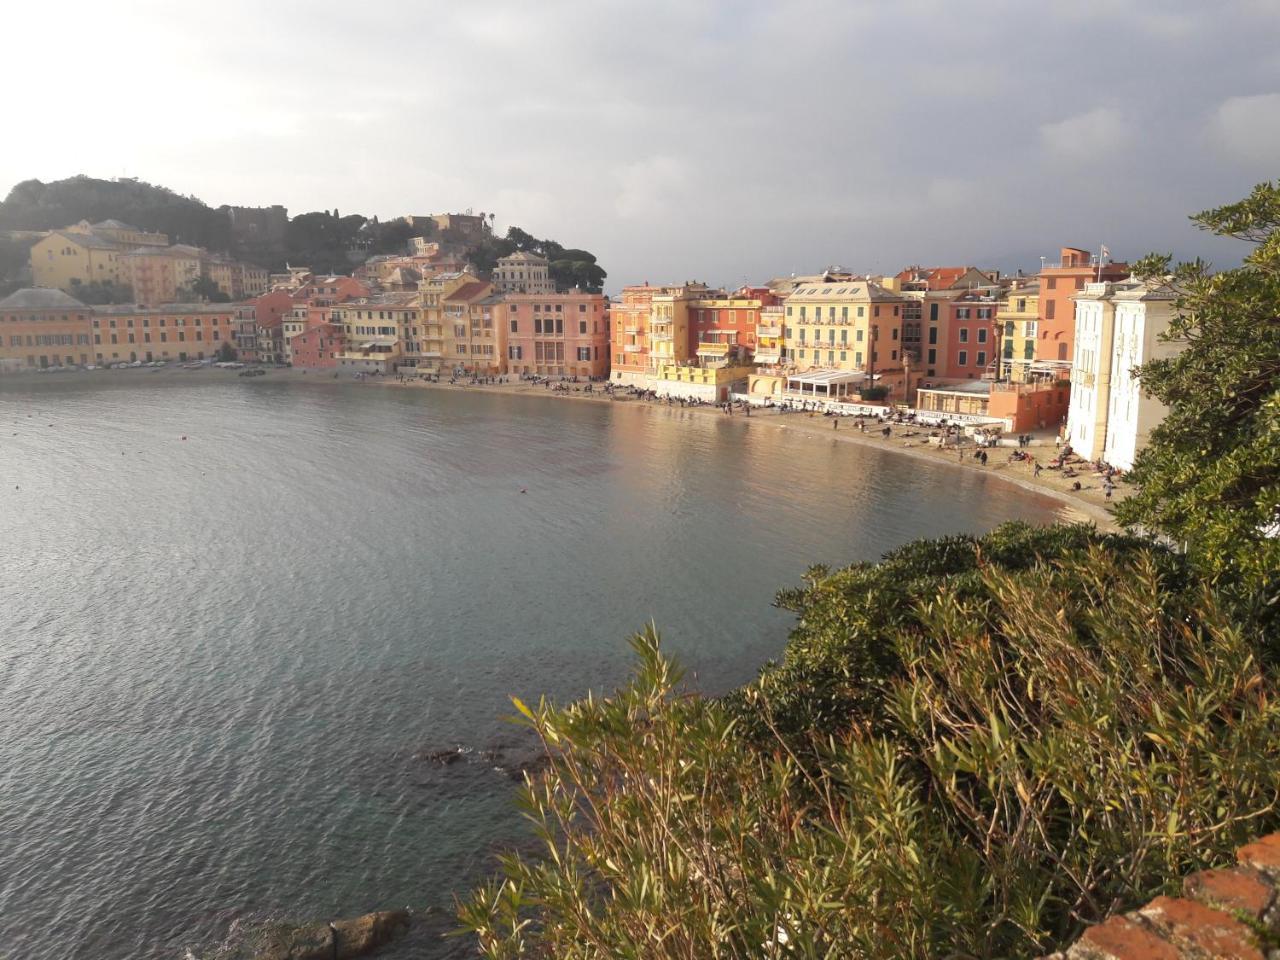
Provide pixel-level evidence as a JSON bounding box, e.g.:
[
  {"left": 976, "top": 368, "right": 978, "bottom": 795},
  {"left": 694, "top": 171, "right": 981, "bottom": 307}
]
[{"left": 0, "top": 377, "right": 1074, "bottom": 958}]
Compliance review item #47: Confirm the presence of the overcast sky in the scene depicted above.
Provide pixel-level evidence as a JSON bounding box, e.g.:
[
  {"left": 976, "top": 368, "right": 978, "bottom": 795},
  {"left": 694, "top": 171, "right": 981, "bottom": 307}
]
[{"left": 5, "top": 0, "right": 1279, "bottom": 288}]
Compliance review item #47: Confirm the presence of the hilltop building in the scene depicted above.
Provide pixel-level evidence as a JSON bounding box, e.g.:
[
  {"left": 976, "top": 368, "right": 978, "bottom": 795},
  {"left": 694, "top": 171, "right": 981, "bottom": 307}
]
[{"left": 493, "top": 251, "right": 554, "bottom": 294}]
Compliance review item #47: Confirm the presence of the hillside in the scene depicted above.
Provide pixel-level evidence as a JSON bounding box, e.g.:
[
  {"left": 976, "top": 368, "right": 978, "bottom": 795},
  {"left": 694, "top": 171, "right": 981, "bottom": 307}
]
[
  {"left": 0, "top": 176, "right": 606, "bottom": 291},
  {"left": 0, "top": 176, "right": 233, "bottom": 251}
]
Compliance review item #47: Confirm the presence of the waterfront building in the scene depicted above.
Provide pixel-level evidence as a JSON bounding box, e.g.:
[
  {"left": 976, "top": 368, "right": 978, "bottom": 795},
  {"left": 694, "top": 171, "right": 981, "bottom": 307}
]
[
  {"left": 1036, "top": 246, "right": 1129, "bottom": 367},
  {"left": 91, "top": 303, "right": 235, "bottom": 364},
  {"left": 1065, "top": 277, "right": 1178, "bottom": 468},
  {"left": 330, "top": 292, "right": 422, "bottom": 372},
  {"left": 997, "top": 278, "right": 1040, "bottom": 382},
  {"left": 248, "top": 290, "right": 295, "bottom": 364},
  {"left": 437, "top": 280, "right": 497, "bottom": 374},
  {"left": 941, "top": 291, "right": 1000, "bottom": 380},
  {"left": 781, "top": 278, "right": 907, "bottom": 378},
  {"left": 610, "top": 282, "right": 711, "bottom": 386},
  {"left": 688, "top": 286, "right": 777, "bottom": 365},
  {"left": 288, "top": 322, "right": 347, "bottom": 368},
  {"left": 419, "top": 272, "right": 483, "bottom": 375},
  {"left": 0, "top": 288, "right": 93, "bottom": 370},
  {"left": 233, "top": 302, "right": 258, "bottom": 363},
  {"left": 753, "top": 303, "right": 785, "bottom": 367},
  {"left": 503, "top": 291, "right": 610, "bottom": 378},
  {"left": 914, "top": 380, "right": 993, "bottom": 419},
  {"left": 493, "top": 251, "right": 554, "bottom": 295}
]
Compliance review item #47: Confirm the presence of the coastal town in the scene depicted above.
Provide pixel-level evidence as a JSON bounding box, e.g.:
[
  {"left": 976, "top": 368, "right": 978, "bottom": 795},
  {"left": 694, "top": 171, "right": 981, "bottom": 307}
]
[{"left": 1, "top": 210, "right": 1181, "bottom": 505}]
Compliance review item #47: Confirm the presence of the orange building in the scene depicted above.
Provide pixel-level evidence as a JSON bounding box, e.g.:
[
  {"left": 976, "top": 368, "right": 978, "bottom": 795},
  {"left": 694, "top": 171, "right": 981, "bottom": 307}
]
[
  {"left": 503, "top": 291, "right": 610, "bottom": 378},
  {"left": 610, "top": 282, "right": 711, "bottom": 385},
  {"left": 91, "top": 303, "right": 235, "bottom": 364},
  {"left": 0, "top": 288, "right": 94, "bottom": 370},
  {"left": 1036, "top": 247, "right": 1128, "bottom": 364},
  {"left": 119, "top": 245, "right": 204, "bottom": 305}
]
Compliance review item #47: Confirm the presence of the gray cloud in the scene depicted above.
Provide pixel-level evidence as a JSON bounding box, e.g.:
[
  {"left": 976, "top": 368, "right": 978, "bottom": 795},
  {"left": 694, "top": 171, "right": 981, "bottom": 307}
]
[{"left": 3, "top": 0, "right": 1278, "bottom": 287}]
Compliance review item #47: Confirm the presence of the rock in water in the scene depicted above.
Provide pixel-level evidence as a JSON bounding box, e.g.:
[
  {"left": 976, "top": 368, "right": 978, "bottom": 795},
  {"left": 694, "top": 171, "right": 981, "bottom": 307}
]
[
  {"left": 254, "top": 909, "right": 410, "bottom": 959},
  {"left": 332, "top": 910, "right": 410, "bottom": 957}
]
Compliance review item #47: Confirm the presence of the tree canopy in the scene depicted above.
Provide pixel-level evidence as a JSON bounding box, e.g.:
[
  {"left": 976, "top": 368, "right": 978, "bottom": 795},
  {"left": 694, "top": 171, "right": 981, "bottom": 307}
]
[
  {"left": 462, "top": 525, "right": 1280, "bottom": 959},
  {"left": 1115, "top": 181, "right": 1280, "bottom": 611},
  {"left": 0, "top": 176, "right": 232, "bottom": 250}
]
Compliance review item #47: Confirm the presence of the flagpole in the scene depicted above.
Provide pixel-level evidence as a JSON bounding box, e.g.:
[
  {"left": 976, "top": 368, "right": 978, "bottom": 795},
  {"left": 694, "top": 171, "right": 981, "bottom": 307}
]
[{"left": 1096, "top": 244, "right": 1104, "bottom": 282}]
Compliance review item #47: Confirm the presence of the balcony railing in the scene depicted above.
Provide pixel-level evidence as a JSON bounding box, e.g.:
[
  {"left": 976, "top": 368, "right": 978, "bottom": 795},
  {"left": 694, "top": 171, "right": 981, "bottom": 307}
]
[
  {"left": 623, "top": 344, "right": 644, "bottom": 353},
  {"left": 756, "top": 324, "right": 782, "bottom": 337}
]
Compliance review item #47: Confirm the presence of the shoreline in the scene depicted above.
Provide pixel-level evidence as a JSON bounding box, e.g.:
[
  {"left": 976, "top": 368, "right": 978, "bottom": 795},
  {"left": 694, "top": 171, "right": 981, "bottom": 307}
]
[
  {"left": 353, "top": 371, "right": 1121, "bottom": 529},
  {"left": 4, "top": 365, "right": 1120, "bottom": 529}
]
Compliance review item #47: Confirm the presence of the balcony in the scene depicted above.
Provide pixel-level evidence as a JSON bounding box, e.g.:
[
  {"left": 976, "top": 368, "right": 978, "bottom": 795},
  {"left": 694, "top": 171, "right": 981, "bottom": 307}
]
[
  {"left": 624, "top": 324, "right": 643, "bottom": 334},
  {"left": 623, "top": 344, "right": 644, "bottom": 353},
  {"left": 756, "top": 324, "right": 782, "bottom": 338},
  {"left": 696, "top": 342, "right": 730, "bottom": 357}
]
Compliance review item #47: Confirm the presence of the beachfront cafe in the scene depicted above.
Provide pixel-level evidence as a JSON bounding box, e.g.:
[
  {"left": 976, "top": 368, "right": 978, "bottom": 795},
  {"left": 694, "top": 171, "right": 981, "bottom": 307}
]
[{"left": 783, "top": 369, "right": 868, "bottom": 402}]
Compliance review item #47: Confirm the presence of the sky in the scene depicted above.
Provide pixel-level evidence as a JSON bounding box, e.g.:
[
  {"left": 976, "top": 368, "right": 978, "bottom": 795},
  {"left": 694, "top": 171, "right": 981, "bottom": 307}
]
[{"left": 5, "top": 0, "right": 1280, "bottom": 289}]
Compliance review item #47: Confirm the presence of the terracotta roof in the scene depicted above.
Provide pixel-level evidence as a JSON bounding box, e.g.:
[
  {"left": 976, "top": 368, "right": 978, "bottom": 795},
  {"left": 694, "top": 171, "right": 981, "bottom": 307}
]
[{"left": 444, "top": 281, "right": 492, "bottom": 302}]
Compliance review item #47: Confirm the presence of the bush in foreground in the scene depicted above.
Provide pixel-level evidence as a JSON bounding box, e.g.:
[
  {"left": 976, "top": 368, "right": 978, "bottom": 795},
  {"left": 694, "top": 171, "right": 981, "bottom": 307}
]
[{"left": 459, "top": 524, "right": 1280, "bottom": 958}]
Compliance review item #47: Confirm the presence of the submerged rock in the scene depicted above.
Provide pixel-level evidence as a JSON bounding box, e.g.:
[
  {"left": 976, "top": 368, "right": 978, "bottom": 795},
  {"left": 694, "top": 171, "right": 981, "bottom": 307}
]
[{"left": 254, "top": 909, "right": 410, "bottom": 959}]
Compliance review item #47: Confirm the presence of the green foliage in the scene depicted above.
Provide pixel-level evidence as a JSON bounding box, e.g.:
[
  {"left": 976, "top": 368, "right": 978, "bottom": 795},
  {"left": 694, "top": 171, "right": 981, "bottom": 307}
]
[
  {"left": 67, "top": 277, "right": 134, "bottom": 305},
  {"left": 461, "top": 528, "right": 1280, "bottom": 958},
  {"left": 283, "top": 211, "right": 367, "bottom": 273},
  {"left": 181, "top": 275, "right": 231, "bottom": 303},
  {"left": 1116, "top": 181, "right": 1280, "bottom": 611},
  {"left": 0, "top": 176, "right": 232, "bottom": 250},
  {"left": 0, "top": 235, "right": 33, "bottom": 283},
  {"left": 217, "top": 341, "right": 237, "bottom": 362}
]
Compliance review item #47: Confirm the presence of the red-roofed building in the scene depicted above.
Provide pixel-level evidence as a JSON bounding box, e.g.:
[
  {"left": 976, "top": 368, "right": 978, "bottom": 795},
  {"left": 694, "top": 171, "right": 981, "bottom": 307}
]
[{"left": 895, "top": 265, "right": 995, "bottom": 292}]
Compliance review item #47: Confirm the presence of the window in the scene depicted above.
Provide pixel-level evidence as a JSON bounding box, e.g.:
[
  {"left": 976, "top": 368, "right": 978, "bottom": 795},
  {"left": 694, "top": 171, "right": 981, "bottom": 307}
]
[
  {"left": 841, "top": 306, "right": 848, "bottom": 320},
  {"left": 958, "top": 350, "right": 968, "bottom": 366},
  {"left": 856, "top": 329, "right": 864, "bottom": 342},
  {"left": 579, "top": 320, "right": 587, "bottom": 334},
  {"left": 976, "top": 351, "right": 986, "bottom": 367},
  {"left": 857, "top": 306, "right": 864, "bottom": 317},
  {"left": 891, "top": 328, "right": 898, "bottom": 340},
  {"left": 510, "top": 319, "right": 517, "bottom": 333},
  {"left": 928, "top": 327, "right": 937, "bottom": 345},
  {"left": 1046, "top": 300, "right": 1056, "bottom": 320},
  {"left": 977, "top": 328, "right": 987, "bottom": 343},
  {"left": 929, "top": 303, "right": 938, "bottom": 322},
  {"left": 958, "top": 328, "right": 969, "bottom": 343},
  {"left": 927, "top": 348, "right": 936, "bottom": 364},
  {"left": 855, "top": 351, "right": 863, "bottom": 365}
]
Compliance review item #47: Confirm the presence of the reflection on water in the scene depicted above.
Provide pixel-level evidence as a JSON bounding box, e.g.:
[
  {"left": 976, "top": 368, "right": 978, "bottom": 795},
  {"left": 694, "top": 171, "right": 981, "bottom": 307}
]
[{"left": 0, "top": 377, "right": 1074, "bottom": 958}]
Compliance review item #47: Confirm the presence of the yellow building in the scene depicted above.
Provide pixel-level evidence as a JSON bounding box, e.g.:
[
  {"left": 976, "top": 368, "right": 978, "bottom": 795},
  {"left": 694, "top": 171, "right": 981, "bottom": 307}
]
[
  {"left": 649, "top": 361, "right": 754, "bottom": 402},
  {"left": 781, "top": 279, "right": 907, "bottom": 376},
  {"left": 754, "top": 304, "right": 784, "bottom": 365},
  {"left": 440, "top": 281, "right": 497, "bottom": 374},
  {"left": 29, "top": 230, "right": 128, "bottom": 291},
  {"left": 648, "top": 289, "right": 697, "bottom": 368},
  {"left": 66, "top": 219, "right": 167, "bottom": 248},
  {"left": 331, "top": 293, "right": 422, "bottom": 372},
  {"left": 997, "top": 279, "right": 1040, "bottom": 382}
]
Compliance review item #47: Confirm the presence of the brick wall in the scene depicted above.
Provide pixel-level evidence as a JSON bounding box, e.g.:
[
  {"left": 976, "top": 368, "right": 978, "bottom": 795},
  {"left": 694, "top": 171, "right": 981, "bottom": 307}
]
[{"left": 1042, "top": 833, "right": 1280, "bottom": 959}]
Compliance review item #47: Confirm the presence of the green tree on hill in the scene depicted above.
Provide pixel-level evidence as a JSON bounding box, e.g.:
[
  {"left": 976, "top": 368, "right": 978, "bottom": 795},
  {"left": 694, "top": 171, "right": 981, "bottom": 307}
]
[{"left": 1116, "top": 181, "right": 1280, "bottom": 612}]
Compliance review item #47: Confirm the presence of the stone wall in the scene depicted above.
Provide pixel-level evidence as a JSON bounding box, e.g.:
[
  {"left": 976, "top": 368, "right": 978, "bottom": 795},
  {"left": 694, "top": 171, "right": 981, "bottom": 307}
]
[{"left": 1043, "top": 833, "right": 1280, "bottom": 959}]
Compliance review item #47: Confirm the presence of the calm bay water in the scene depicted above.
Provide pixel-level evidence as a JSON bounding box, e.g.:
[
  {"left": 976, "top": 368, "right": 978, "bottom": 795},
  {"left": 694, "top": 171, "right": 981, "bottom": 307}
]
[{"left": 0, "top": 375, "right": 1076, "bottom": 959}]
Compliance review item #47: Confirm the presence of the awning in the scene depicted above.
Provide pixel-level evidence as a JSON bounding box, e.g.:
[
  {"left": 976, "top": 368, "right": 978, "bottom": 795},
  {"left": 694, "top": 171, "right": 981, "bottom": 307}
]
[
  {"left": 786, "top": 369, "right": 867, "bottom": 387},
  {"left": 753, "top": 352, "right": 781, "bottom": 364}
]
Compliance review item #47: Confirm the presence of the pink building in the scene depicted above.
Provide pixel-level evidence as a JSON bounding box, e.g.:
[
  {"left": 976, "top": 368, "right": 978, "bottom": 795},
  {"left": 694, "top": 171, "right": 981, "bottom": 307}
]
[
  {"left": 503, "top": 291, "right": 610, "bottom": 378},
  {"left": 289, "top": 322, "right": 346, "bottom": 368}
]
